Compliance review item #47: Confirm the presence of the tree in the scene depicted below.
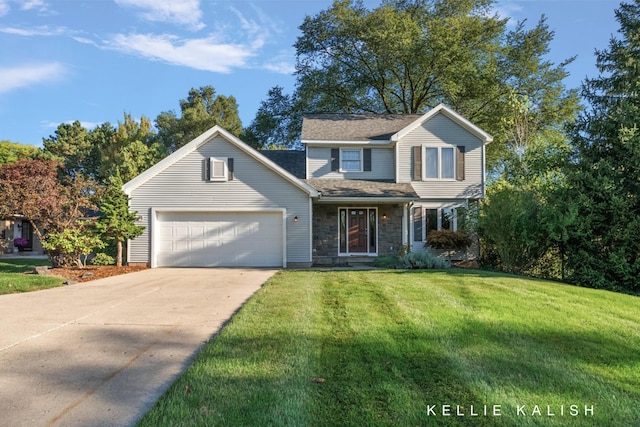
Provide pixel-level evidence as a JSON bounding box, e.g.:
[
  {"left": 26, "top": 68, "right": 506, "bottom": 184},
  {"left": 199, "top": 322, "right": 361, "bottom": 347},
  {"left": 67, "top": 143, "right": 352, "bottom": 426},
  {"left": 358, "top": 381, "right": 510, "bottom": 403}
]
[
  {"left": 42, "top": 121, "right": 92, "bottom": 178},
  {"left": 155, "top": 86, "right": 243, "bottom": 152},
  {"left": 94, "top": 175, "right": 145, "bottom": 266},
  {"left": 290, "top": 0, "right": 578, "bottom": 170},
  {"left": 564, "top": 1, "right": 640, "bottom": 292},
  {"left": 90, "top": 114, "right": 165, "bottom": 183},
  {"left": 0, "top": 140, "right": 39, "bottom": 164},
  {"left": 242, "top": 86, "right": 302, "bottom": 149},
  {"left": 0, "top": 160, "right": 99, "bottom": 261}
]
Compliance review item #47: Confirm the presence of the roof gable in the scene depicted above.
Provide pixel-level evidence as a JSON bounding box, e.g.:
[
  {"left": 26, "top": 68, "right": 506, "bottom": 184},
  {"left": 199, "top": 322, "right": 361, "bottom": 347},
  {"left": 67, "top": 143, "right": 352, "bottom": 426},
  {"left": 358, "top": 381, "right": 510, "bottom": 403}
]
[
  {"left": 392, "top": 104, "right": 493, "bottom": 144},
  {"left": 123, "top": 126, "right": 318, "bottom": 196}
]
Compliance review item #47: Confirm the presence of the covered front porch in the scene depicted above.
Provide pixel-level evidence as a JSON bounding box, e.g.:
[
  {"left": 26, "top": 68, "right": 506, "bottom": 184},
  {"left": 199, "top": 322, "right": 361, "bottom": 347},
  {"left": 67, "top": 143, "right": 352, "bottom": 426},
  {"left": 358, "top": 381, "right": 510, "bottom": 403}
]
[{"left": 305, "top": 179, "right": 418, "bottom": 266}]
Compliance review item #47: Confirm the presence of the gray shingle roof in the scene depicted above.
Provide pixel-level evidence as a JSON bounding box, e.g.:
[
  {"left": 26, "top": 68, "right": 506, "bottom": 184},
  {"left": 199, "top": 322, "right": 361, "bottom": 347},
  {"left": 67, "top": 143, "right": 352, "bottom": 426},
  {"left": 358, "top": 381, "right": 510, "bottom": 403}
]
[
  {"left": 259, "top": 150, "right": 306, "bottom": 179},
  {"left": 301, "top": 114, "right": 422, "bottom": 141},
  {"left": 305, "top": 179, "right": 418, "bottom": 199}
]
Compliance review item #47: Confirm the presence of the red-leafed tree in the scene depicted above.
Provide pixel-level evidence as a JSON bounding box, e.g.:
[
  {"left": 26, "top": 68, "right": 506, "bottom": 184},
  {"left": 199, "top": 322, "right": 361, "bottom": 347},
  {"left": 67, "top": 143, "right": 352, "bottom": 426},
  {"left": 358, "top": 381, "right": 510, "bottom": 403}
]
[{"left": 0, "top": 159, "right": 99, "bottom": 261}]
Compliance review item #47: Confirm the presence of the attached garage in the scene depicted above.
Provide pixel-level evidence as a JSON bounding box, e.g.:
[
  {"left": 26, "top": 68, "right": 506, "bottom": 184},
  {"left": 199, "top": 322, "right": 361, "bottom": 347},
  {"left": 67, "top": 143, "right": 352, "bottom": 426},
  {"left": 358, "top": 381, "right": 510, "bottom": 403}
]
[{"left": 154, "top": 210, "right": 285, "bottom": 268}]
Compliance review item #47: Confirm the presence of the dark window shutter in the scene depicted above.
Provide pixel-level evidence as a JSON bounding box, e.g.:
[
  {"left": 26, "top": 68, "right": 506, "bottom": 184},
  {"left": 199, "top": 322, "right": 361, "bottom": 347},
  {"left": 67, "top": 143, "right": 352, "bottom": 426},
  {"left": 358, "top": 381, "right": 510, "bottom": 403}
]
[
  {"left": 412, "top": 207, "right": 422, "bottom": 241},
  {"left": 413, "top": 146, "right": 422, "bottom": 181},
  {"left": 331, "top": 148, "right": 340, "bottom": 171},
  {"left": 227, "top": 157, "right": 234, "bottom": 180},
  {"left": 363, "top": 148, "right": 372, "bottom": 171},
  {"left": 456, "top": 146, "right": 465, "bottom": 181},
  {"left": 205, "top": 158, "right": 210, "bottom": 181}
]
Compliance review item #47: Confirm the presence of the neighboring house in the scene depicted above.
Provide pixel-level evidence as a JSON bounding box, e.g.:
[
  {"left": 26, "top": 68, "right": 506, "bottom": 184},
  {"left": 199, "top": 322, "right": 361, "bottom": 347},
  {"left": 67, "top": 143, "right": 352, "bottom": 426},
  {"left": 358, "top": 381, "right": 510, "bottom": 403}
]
[
  {"left": 123, "top": 104, "right": 492, "bottom": 268},
  {"left": 0, "top": 216, "right": 44, "bottom": 255}
]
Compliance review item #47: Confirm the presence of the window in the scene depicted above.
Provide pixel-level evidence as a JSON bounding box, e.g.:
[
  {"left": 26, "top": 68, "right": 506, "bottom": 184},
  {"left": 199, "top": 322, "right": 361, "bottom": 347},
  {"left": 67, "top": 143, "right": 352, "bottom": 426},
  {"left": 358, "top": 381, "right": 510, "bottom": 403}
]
[
  {"left": 209, "top": 157, "right": 229, "bottom": 181},
  {"left": 341, "top": 149, "right": 362, "bottom": 171},
  {"left": 424, "top": 146, "right": 455, "bottom": 179},
  {"left": 413, "top": 207, "right": 460, "bottom": 241}
]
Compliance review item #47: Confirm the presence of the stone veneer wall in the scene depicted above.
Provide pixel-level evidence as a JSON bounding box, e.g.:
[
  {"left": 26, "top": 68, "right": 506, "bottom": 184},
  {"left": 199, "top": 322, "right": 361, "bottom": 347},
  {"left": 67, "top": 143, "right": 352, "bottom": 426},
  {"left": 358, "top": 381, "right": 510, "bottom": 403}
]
[{"left": 312, "top": 203, "right": 405, "bottom": 262}]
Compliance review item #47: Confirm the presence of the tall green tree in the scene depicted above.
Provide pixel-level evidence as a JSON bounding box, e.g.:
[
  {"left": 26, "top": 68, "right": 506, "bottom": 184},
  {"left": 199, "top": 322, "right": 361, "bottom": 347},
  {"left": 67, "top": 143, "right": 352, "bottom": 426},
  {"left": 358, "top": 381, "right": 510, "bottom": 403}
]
[
  {"left": 94, "top": 175, "right": 145, "bottom": 267},
  {"left": 42, "top": 121, "right": 92, "bottom": 178},
  {"left": 287, "top": 0, "right": 578, "bottom": 169},
  {"left": 155, "top": 86, "right": 242, "bottom": 152},
  {"left": 564, "top": 1, "right": 640, "bottom": 292},
  {"left": 0, "top": 140, "right": 39, "bottom": 164},
  {"left": 242, "top": 86, "right": 302, "bottom": 149},
  {"left": 91, "top": 114, "right": 164, "bottom": 183}
]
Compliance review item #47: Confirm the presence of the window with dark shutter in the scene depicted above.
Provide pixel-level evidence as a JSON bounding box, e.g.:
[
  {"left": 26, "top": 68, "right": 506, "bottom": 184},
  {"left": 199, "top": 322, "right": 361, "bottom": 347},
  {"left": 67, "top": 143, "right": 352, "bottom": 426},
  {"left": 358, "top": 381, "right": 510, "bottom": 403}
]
[
  {"left": 456, "top": 146, "right": 465, "bottom": 181},
  {"left": 331, "top": 148, "right": 340, "bottom": 171},
  {"left": 363, "top": 148, "right": 372, "bottom": 172},
  {"left": 413, "top": 146, "right": 422, "bottom": 181}
]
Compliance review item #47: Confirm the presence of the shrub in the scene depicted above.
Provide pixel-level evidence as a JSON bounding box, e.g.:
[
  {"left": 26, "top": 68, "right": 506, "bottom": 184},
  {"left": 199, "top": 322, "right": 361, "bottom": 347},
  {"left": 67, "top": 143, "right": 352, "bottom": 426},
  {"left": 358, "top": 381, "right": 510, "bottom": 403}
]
[
  {"left": 90, "top": 253, "right": 115, "bottom": 266},
  {"left": 373, "top": 255, "right": 398, "bottom": 268},
  {"left": 396, "top": 251, "right": 449, "bottom": 270}
]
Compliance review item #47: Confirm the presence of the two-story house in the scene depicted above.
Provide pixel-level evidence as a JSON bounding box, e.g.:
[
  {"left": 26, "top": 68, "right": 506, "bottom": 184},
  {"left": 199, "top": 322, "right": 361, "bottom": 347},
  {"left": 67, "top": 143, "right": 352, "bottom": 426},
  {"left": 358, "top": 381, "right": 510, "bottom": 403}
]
[{"left": 123, "top": 104, "right": 491, "bottom": 268}]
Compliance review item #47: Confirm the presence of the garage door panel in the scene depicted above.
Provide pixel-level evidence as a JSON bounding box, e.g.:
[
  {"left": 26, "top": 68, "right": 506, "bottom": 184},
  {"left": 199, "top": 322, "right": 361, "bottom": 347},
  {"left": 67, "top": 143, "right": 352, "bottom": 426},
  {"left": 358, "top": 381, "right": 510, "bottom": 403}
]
[{"left": 155, "top": 211, "right": 283, "bottom": 267}]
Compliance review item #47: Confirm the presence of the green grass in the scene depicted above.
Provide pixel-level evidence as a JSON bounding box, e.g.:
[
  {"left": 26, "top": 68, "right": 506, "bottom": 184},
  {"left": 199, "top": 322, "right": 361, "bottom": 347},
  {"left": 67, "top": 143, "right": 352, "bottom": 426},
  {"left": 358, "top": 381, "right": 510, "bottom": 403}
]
[
  {"left": 0, "top": 258, "right": 64, "bottom": 294},
  {"left": 138, "top": 270, "right": 640, "bottom": 426}
]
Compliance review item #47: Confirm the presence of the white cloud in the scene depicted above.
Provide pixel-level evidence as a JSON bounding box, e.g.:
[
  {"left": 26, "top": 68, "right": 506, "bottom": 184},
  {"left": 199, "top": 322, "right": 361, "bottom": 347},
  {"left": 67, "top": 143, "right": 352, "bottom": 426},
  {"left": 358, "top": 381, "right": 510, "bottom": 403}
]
[
  {"left": 115, "top": 0, "right": 205, "bottom": 30},
  {"left": 106, "top": 33, "right": 255, "bottom": 73},
  {"left": 41, "top": 120, "right": 101, "bottom": 130},
  {"left": 0, "top": 25, "right": 68, "bottom": 36},
  {"left": 21, "top": 0, "right": 47, "bottom": 11},
  {"left": 0, "top": 1, "right": 10, "bottom": 16},
  {"left": 0, "top": 62, "right": 66, "bottom": 94},
  {"left": 262, "top": 49, "right": 295, "bottom": 75}
]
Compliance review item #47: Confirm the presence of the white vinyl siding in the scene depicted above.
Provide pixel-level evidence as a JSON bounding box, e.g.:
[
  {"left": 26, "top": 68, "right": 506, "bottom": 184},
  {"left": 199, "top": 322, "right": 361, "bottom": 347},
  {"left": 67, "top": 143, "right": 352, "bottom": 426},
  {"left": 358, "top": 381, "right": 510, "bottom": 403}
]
[
  {"left": 128, "top": 135, "right": 312, "bottom": 266},
  {"left": 397, "top": 113, "right": 485, "bottom": 199},
  {"left": 308, "top": 146, "right": 395, "bottom": 179}
]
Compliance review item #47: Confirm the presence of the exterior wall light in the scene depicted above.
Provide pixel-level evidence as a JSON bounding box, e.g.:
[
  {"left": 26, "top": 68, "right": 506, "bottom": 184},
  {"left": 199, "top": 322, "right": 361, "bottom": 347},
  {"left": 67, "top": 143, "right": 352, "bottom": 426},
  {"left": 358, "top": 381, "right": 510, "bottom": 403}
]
[{"left": 294, "top": 216, "right": 299, "bottom": 223}]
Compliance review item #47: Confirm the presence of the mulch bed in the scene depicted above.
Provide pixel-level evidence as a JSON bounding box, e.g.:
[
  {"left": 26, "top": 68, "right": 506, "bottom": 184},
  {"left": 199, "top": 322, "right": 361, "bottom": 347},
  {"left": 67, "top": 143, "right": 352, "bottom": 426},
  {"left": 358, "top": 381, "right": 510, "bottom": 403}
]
[{"left": 49, "top": 265, "right": 148, "bottom": 283}]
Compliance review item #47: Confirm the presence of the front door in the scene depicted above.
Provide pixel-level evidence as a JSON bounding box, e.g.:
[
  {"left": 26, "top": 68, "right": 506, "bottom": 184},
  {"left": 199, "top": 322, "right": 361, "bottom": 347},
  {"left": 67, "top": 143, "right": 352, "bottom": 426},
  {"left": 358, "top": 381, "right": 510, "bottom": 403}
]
[
  {"left": 339, "top": 207, "right": 377, "bottom": 255},
  {"left": 21, "top": 220, "right": 33, "bottom": 251},
  {"left": 348, "top": 209, "right": 368, "bottom": 253}
]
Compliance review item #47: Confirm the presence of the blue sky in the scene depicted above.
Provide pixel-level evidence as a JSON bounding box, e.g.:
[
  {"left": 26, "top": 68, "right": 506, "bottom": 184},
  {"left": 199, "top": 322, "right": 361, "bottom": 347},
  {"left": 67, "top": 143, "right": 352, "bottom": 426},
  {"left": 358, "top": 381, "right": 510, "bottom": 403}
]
[{"left": 0, "top": 0, "right": 621, "bottom": 147}]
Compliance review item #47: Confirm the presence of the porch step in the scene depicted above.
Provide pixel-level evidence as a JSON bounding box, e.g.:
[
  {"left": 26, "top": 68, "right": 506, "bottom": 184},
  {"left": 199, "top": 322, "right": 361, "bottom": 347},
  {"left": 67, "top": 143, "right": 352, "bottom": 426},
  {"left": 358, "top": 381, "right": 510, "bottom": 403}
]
[{"left": 313, "top": 256, "right": 377, "bottom": 267}]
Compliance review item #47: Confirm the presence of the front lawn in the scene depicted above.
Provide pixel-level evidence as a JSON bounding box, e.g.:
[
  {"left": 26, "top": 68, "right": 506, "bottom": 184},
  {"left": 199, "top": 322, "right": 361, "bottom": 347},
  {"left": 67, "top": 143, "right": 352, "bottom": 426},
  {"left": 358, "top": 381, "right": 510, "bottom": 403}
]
[
  {"left": 0, "top": 258, "right": 64, "bottom": 294},
  {"left": 138, "top": 270, "right": 640, "bottom": 426}
]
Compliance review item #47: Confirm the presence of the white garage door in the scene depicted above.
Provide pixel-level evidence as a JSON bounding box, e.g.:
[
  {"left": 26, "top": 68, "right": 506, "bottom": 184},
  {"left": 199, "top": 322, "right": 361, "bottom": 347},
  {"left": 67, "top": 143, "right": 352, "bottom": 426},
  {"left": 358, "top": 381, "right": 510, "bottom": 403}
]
[{"left": 155, "top": 211, "right": 284, "bottom": 267}]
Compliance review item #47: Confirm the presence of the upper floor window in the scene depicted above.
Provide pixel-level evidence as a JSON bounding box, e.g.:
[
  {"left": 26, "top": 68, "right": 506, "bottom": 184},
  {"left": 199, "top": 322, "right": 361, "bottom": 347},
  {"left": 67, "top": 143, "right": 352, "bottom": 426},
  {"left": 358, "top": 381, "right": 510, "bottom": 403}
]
[
  {"left": 331, "top": 148, "right": 372, "bottom": 173},
  {"left": 425, "top": 146, "right": 455, "bottom": 179},
  {"left": 341, "top": 149, "right": 362, "bottom": 172},
  {"left": 414, "top": 145, "right": 465, "bottom": 181}
]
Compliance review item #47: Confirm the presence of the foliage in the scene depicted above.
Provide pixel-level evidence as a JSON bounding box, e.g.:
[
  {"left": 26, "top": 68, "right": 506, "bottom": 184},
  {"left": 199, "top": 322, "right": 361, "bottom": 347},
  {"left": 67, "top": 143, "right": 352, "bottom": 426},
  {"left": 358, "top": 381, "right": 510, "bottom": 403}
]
[
  {"left": 90, "top": 252, "right": 115, "bottom": 266},
  {"left": 139, "top": 270, "right": 640, "bottom": 426},
  {"left": 42, "top": 114, "right": 164, "bottom": 185},
  {"left": 94, "top": 175, "right": 145, "bottom": 267},
  {"left": 0, "top": 140, "right": 39, "bottom": 165},
  {"left": 241, "top": 86, "right": 302, "bottom": 149},
  {"left": 372, "top": 254, "right": 398, "bottom": 268},
  {"left": 289, "top": 0, "right": 579, "bottom": 170},
  {"left": 42, "top": 226, "right": 106, "bottom": 268},
  {"left": 155, "top": 86, "right": 242, "bottom": 152},
  {"left": 426, "top": 229, "right": 472, "bottom": 264},
  {"left": 13, "top": 237, "right": 28, "bottom": 248},
  {"left": 0, "top": 159, "right": 99, "bottom": 246},
  {"left": 563, "top": 1, "right": 640, "bottom": 292},
  {"left": 395, "top": 250, "right": 449, "bottom": 269}
]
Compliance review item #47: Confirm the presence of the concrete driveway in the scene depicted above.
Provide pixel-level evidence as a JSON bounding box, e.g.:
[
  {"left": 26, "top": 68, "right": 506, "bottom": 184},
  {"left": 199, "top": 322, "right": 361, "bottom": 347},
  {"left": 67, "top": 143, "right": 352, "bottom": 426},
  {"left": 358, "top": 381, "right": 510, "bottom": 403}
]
[{"left": 0, "top": 268, "right": 277, "bottom": 427}]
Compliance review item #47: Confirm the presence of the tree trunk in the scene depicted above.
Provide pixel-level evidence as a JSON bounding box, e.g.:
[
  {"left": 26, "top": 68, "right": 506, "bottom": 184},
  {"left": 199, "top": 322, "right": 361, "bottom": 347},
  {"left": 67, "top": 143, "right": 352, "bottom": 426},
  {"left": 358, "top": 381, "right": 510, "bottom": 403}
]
[{"left": 116, "top": 240, "right": 123, "bottom": 267}]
